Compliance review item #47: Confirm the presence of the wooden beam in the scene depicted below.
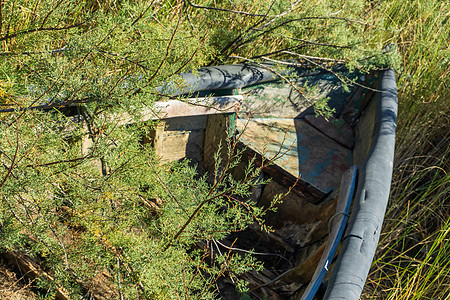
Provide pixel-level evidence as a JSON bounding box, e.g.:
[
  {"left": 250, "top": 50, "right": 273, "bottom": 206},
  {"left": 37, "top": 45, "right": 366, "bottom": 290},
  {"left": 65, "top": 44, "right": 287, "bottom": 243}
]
[
  {"left": 115, "top": 95, "right": 242, "bottom": 126},
  {"left": 203, "top": 113, "right": 236, "bottom": 172},
  {"left": 239, "top": 143, "right": 327, "bottom": 204}
]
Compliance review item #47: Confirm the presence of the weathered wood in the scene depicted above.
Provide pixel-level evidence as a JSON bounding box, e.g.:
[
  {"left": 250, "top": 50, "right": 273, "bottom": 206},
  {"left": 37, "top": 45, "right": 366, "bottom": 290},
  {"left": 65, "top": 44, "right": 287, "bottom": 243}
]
[
  {"left": 239, "top": 82, "right": 311, "bottom": 119},
  {"left": 242, "top": 270, "right": 288, "bottom": 300},
  {"left": 240, "top": 144, "right": 326, "bottom": 203},
  {"left": 161, "top": 114, "right": 208, "bottom": 131},
  {"left": 284, "top": 242, "right": 327, "bottom": 284},
  {"left": 143, "top": 120, "right": 165, "bottom": 151},
  {"left": 146, "top": 116, "right": 208, "bottom": 165},
  {"left": 203, "top": 113, "right": 236, "bottom": 172},
  {"left": 158, "top": 130, "right": 205, "bottom": 164},
  {"left": 114, "top": 96, "right": 242, "bottom": 126},
  {"left": 236, "top": 118, "right": 353, "bottom": 197},
  {"left": 68, "top": 96, "right": 241, "bottom": 168},
  {"left": 300, "top": 166, "right": 357, "bottom": 300},
  {"left": 258, "top": 181, "right": 338, "bottom": 244},
  {"left": 247, "top": 223, "right": 295, "bottom": 253},
  {"left": 304, "top": 115, "right": 353, "bottom": 149}
]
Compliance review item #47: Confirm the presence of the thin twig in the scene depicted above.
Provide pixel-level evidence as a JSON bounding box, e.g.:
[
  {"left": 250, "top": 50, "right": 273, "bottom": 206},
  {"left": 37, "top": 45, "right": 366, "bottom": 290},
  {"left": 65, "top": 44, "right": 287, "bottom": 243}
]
[
  {"left": 282, "top": 50, "right": 346, "bottom": 63},
  {"left": 0, "top": 22, "right": 86, "bottom": 42},
  {"left": 144, "top": 150, "right": 189, "bottom": 216},
  {"left": 184, "top": 0, "right": 268, "bottom": 17},
  {"left": 147, "top": 11, "right": 182, "bottom": 83},
  {"left": 131, "top": 0, "right": 157, "bottom": 26},
  {"left": 284, "top": 37, "right": 352, "bottom": 49},
  {"left": 214, "top": 239, "right": 292, "bottom": 268},
  {"left": 253, "top": 15, "right": 394, "bottom": 32},
  {"left": 0, "top": 121, "right": 20, "bottom": 190},
  {"left": 40, "top": 0, "right": 65, "bottom": 28}
]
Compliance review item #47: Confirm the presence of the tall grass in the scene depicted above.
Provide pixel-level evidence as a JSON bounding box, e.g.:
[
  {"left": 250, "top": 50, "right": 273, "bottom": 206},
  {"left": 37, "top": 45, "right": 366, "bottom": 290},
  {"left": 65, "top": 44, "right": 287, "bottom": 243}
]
[
  {"left": 363, "top": 0, "right": 449, "bottom": 298},
  {"left": 0, "top": 0, "right": 448, "bottom": 298}
]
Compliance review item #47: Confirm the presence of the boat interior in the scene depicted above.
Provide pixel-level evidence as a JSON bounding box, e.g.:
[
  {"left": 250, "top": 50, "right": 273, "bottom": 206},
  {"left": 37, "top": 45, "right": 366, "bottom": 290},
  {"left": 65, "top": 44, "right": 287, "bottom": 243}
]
[{"left": 141, "top": 68, "right": 384, "bottom": 299}]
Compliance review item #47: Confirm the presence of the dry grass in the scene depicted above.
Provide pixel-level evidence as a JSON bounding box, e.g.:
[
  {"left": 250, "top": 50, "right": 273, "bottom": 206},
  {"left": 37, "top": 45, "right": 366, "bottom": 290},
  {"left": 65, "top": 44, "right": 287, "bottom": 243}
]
[{"left": 362, "top": 0, "right": 449, "bottom": 298}]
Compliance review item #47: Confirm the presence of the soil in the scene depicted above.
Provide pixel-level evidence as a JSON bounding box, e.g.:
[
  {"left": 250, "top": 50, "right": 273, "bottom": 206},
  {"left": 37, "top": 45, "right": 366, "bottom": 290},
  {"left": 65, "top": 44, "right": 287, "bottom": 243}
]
[{"left": 0, "top": 257, "right": 38, "bottom": 300}]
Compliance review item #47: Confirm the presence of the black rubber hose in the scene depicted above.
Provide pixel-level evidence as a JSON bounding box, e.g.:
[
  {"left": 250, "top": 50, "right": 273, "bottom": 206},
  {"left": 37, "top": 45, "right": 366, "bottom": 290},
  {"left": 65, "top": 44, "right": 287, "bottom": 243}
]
[{"left": 324, "top": 69, "right": 398, "bottom": 299}]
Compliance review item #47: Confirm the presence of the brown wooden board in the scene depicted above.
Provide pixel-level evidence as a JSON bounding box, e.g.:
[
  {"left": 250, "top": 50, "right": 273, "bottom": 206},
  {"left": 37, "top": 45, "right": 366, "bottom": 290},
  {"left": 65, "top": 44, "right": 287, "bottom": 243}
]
[
  {"left": 239, "top": 144, "right": 326, "bottom": 203},
  {"left": 304, "top": 115, "right": 354, "bottom": 149},
  {"left": 203, "top": 113, "right": 236, "bottom": 172},
  {"left": 300, "top": 166, "right": 357, "bottom": 300},
  {"left": 114, "top": 96, "right": 242, "bottom": 126},
  {"left": 149, "top": 116, "right": 207, "bottom": 165},
  {"left": 236, "top": 118, "right": 353, "bottom": 198}
]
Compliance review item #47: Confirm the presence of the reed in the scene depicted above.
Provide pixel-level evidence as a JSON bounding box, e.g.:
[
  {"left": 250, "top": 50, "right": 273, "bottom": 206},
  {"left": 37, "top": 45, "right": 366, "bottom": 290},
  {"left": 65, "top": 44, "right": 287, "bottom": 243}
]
[{"left": 362, "top": 0, "right": 449, "bottom": 298}]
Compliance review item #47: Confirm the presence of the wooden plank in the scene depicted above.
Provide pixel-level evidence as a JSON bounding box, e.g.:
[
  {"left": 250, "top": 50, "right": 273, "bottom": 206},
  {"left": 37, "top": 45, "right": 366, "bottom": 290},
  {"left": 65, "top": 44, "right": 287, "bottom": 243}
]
[
  {"left": 203, "top": 113, "right": 236, "bottom": 172},
  {"left": 238, "top": 72, "right": 351, "bottom": 119},
  {"left": 114, "top": 95, "right": 241, "bottom": 126},
  {"left": 300, "top": 165, "right": 357, "bottom": 300},
  {"left": 304, "top": 115, "right": 354, "bottom": 149},
  {"left": 236, "top": 118, "right": 353, "bottom": 195},
  {"left": 283, "top": 242, "right": 327, "bottom": 284},
  {"left": 148, "top": 95, "right": 241, "bottom": 119},
  {"left": 147, "top": 117, "right": 207, "bottom": 165},
  {"left": 143, "top": 120, "right": 165, "bottom": 150},
  {"left": 160, "top": 130, "right": 205, "bottom": 164},
  {"left": 239, "top": 82, "right": 311, "bottom": 119},
  {"left": 239, "top": 144, "right": 326, "bottom": 203},
  {"left": 258, "top": 180, "right": 338, "bottom": 240},
  {"left": 163, "top": 115, "right": 207, "bottom": 131}
]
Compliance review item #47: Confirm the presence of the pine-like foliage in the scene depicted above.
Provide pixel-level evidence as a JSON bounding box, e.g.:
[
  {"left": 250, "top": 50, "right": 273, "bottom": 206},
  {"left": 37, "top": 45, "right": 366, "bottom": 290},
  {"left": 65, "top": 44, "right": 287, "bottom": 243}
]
[{"left": 0, "top": 0, "right": 400, "bottom": 298}]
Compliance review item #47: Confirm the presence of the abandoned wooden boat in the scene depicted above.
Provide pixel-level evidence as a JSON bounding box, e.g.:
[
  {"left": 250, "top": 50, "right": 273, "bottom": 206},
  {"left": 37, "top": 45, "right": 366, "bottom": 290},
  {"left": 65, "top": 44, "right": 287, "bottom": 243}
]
[
  {"left": 153, "top": 63, "right": 398, "bottom": 300},
  {"left": 0, "top": 61, "right": 396, "bottom": 299}
]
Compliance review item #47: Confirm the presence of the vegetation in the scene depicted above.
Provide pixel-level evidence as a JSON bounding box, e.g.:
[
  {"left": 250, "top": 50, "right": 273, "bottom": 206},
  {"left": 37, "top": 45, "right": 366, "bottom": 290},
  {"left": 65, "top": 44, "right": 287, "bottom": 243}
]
[
  {"left": 0, "top": 0, "right": 448, "bottom": 299},
  {"left": 361, "top": 0, "right": 449, "bottom": 298}
]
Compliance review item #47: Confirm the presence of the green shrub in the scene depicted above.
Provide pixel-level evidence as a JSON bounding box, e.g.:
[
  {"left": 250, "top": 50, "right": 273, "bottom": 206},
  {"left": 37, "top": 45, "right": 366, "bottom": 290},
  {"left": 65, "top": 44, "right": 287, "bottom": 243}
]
[{"left": 0, "top": 0, "right": 407, "bottom": 298}]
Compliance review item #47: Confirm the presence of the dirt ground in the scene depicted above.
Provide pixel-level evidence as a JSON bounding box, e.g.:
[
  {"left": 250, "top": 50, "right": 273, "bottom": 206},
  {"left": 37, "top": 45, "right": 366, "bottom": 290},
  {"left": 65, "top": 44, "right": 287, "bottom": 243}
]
[{"left": 0, "top": 258, "right": 37, "bottom": 300}]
